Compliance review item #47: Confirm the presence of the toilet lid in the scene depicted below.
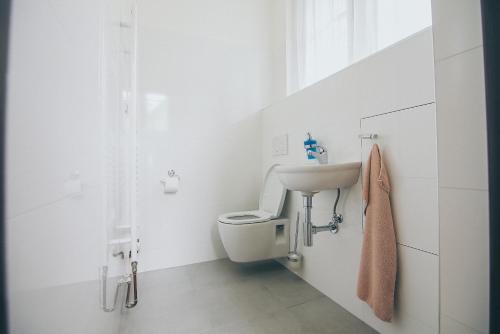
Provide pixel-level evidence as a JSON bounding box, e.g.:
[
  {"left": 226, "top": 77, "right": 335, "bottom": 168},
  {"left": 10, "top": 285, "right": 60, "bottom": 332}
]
[{"left": 259, "top": 164, "right": 287, "bottom": 218}]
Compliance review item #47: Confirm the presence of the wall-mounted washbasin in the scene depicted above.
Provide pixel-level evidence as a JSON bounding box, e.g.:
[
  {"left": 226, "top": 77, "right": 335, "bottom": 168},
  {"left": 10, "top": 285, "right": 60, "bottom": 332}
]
[
  {"left": 275, "top": 162, "right": 361, "bottom": 195},
  {"left": 275, "top": 162, "right": 361, "bottom": 246}
]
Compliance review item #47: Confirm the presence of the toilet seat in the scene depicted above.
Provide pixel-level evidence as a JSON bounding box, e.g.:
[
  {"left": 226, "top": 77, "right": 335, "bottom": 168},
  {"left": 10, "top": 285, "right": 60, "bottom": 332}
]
[
  {"left": 218, "top": 210, "right": 272, "bottom": 225},
  {"left": 217, "top": 164, "right": 287, "bottom": 225}
]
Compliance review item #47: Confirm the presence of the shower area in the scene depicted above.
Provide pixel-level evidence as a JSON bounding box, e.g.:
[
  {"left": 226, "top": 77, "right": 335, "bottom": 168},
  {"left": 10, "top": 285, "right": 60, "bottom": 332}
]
[{"left": 6, "top": 0, "right": 140, "bottom": 332}]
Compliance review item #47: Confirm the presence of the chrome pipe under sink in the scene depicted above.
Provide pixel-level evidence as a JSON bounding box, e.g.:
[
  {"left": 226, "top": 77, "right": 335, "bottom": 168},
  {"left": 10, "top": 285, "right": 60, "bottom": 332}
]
[{"left": 302, "top": 189, "right": 343, "bottom": 247}]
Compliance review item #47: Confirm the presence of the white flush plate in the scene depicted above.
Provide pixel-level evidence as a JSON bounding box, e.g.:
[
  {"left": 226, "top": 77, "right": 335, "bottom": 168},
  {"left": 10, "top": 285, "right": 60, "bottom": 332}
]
[{"left": 272, "top": 134, "right": 288, "bottom": 156}]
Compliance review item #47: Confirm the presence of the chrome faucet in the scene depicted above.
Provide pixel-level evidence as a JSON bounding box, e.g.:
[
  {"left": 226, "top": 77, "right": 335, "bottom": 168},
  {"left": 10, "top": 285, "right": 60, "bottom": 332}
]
[{"left": 307, "top": 145, "right": 328, "bottom": 164}]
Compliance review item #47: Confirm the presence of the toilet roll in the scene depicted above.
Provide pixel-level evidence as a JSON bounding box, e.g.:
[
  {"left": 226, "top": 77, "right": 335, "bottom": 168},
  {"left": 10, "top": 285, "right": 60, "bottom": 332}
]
[{"left": 161, "top": 177, "right": 179, "bottom": 194}]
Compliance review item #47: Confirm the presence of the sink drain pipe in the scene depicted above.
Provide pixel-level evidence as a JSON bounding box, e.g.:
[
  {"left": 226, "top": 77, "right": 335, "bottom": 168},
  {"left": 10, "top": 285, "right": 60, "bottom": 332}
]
[
  {"left": 302, "top": 188, "right": 343, "bottom": 247},
  {"left": 288, "top": 212, "right": 301, "bottom": 262}
]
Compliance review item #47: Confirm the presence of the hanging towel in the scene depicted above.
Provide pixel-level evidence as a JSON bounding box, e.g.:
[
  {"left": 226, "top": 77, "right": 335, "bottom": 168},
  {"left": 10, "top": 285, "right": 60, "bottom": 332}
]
[{"left": 357, "top": 144, "right": 397, "bottom": 322}]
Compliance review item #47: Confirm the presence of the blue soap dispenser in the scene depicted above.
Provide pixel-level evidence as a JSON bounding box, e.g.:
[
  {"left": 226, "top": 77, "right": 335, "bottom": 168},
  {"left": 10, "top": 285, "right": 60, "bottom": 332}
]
[{"left": 304, "top": 132, "right": 317, "bottom": 160}]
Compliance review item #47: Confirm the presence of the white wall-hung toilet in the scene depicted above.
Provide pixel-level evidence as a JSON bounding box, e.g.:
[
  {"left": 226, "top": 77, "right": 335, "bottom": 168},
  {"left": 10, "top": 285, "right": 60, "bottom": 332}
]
[{"left": 217, "top": 165, "right": 289, "bottom": 263}]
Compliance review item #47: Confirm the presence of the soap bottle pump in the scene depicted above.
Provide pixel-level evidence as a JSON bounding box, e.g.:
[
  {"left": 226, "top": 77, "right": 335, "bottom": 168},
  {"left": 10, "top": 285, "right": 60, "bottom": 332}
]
[{"left": 304, "top": 132, "right": 317, "bottom": 160}]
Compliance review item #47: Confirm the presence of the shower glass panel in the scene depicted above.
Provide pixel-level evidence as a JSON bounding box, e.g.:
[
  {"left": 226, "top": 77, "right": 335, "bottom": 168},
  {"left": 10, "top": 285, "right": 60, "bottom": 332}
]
[{"left": 5, "top": 0, "right": 137, "bottom": 333}]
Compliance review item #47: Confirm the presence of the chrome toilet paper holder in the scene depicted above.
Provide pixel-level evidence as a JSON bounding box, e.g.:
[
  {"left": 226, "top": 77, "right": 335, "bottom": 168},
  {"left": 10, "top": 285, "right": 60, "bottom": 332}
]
[
  {"left": 160, "top": 169, "right": 180, "bottom": 194},
  {"left": 167, "top": 169, "right": 179, "bottom": 178}
]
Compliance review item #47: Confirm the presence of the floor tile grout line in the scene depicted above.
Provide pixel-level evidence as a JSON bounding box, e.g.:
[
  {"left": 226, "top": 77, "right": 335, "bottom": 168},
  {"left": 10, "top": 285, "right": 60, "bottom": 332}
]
[{"left": 284, "top": 294, "right": 324, "bottom": 310}]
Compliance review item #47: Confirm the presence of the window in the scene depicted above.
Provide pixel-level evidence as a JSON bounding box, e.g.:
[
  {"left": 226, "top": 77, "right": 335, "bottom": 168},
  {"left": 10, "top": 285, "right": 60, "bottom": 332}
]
[{"left": 286, "top": 0, "right": 432, "bottom": 94}]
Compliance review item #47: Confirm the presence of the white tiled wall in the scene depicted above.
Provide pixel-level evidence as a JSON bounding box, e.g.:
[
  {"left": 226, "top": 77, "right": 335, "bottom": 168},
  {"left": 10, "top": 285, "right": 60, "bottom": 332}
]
[
  {"left": 439, "top": 188, "right": 490, "bottom": 332},
  {"left": 360, "top": 105, "right": 439, "bottom": 333},
  {"left": 435, "top": 47, "right": 488, "bottom": 190},
  {"left": 136, "top": 0, "right": 284, "bottom": 272},
  {"left": 361, "top": 105, "right": 439, "bottom": 255},
  {"left": 431, "top": 0, "right": 483, "bottom": 61},
  {"left": 355, "top": 30, "right": 436, "bottom": 119},
  {"left": 431, "top": 0, "right": 490, "bottom": 333},
  {"left": 263, "top": 28, "right": 439, "bottom": 334}
]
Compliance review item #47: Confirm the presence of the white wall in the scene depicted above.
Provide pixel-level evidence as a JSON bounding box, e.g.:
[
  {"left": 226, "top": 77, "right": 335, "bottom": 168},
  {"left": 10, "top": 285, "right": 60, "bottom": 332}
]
[
  {"left": 262, "top": 29, "right": 438, "bottom": 334},
  {"left": 136, "top": 0, "right": 283, "bottom": 272},
  {"left": 431, "top": 1, "right": 490, "bottom": 333},
  {"left": 6, "top": 0, "right": 120, "bottom": 332}
]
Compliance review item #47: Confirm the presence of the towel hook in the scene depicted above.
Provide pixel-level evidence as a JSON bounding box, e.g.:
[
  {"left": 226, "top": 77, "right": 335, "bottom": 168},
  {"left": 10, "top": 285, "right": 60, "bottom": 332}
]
[{"left": 358, "top": 133, "right": 378, "bottom": 140}]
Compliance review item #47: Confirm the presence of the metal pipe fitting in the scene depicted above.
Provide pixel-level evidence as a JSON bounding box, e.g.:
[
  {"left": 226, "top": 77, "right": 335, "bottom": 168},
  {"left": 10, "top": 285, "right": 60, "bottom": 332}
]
[
  {"left": 303, "top": 195, "right": 314, "bottom": 246},
  {"left": 125, "top": 261, "right": 138, "bottom": 308},
  {"left": 302, "top": 189, "right": 343, "bottom": 247}
]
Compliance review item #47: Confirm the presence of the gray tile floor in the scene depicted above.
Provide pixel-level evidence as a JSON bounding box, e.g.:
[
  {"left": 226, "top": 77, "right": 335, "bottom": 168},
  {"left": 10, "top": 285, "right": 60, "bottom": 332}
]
[{"left": 119, "top": 259, "right": 378, "bottom": 334}]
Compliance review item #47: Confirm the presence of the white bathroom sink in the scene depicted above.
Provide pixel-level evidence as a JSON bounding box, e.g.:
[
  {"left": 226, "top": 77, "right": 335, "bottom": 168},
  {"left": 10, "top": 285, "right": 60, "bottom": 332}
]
[{"left": 275, "top": 162, "right": 361, "bottom": 195}]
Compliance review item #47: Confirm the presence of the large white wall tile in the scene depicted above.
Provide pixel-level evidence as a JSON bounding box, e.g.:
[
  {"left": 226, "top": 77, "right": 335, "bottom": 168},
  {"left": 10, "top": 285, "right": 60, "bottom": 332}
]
[
  {"left": 435, "top": 47, "right": 488, "bottom": 190},
  {"left": 441, "top": 315, "right": 483, "bottom": 334},
  {"left": 361, "top": 245, "right": 439, "bottom": 334},
  {"left": 439, "top": 187, "right": 489, "bottom": 333},
  {"left": 356, "top": 28, "right": 435, "bottom": 118},
  {"left": 395, "top": 246, "right": 439, "bottom": 333},
  {"left": 361, "top": 104, "right": 439, "bottom": 254},
  {"left": 432, "top": 0, "right": 483, "bottom": 61},
  {"left": 7, "top": 0, "right": 102, "bottom": 218},
  {"left": 7, "top": 186, "right": 105, "bottom": 291}
]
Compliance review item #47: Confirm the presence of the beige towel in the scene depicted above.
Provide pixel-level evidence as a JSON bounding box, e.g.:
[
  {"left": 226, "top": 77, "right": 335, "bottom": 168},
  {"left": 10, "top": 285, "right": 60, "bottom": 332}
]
[{"left": 357, "top": 144, "right": 397, "bottom": 322}]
